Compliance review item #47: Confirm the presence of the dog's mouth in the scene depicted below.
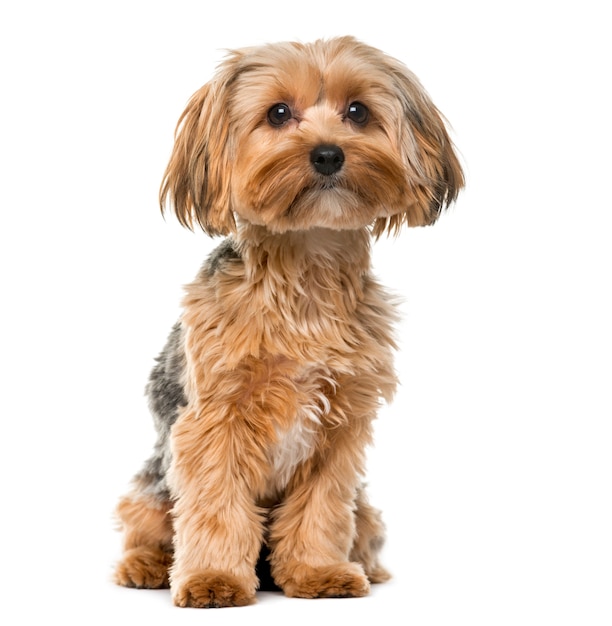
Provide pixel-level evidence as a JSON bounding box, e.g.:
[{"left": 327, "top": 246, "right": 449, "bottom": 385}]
[
  {"left": 316, "top": 168, "right": 344, "bottom": 188},
  {"left": 277, "top": 177, "right": 377, "bottom": 232},
  {"left": 285, "top": 176, "right": 341, "bottom": 214}
]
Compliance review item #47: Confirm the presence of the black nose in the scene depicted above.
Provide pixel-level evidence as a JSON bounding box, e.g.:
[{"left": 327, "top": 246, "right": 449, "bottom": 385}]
[{"left": 310, "top": 144, "right": 345, "bottom": 175}]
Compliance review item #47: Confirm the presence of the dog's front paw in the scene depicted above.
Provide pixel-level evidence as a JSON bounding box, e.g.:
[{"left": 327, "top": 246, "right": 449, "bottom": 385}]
[
  {"left": 115, "top": 546, "right": 172, "bottom": 589},
  {"left": 280, "top": 562, "right": 370, "bottom": 599},
  {"left": 172, "top": 570, "right": 255, "bottom": 608}
]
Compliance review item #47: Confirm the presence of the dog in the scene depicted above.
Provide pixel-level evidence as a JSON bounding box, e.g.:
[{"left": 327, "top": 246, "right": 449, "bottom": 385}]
[{"left": 114, "top": 36, "right": 463, "bottom": 607}]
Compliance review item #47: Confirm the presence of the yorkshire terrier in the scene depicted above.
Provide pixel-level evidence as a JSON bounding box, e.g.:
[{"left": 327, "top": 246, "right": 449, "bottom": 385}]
[{"left": 114, "top": 36, "right": 463, "bottom": 607}]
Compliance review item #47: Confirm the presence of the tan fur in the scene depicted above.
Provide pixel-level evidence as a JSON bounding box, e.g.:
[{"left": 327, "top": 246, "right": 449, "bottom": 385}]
[
  {"left": 115, "top": 493, "right": 173, "bottom": 588},
  {"left": 116, "top": 36, "right": 463, "bottom": 607}
]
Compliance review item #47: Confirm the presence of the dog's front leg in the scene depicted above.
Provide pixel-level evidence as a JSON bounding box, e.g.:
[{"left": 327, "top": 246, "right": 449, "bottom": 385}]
[
  {"left": 168, "top": 405, "right": 265, "bottom": 608},
  {"left": 269, "top": 420, "right": 373, "bottom": 599}
]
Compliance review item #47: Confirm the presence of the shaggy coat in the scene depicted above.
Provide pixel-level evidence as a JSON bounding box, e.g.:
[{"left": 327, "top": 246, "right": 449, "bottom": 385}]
[{"left": 115, "top": 36, "right": 463, "bottom": 607}]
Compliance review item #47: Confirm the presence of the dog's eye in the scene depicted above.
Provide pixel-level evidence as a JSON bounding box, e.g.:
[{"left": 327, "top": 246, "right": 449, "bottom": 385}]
[
  {"left": 346, "top": 102, "right": 369, "bottom": 125},
  {"left": 267, "top": 103, "right": 293, "bottom": 126}
]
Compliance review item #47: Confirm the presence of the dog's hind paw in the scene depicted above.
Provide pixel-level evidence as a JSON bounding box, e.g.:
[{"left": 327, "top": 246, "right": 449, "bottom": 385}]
[
  {"left": 172, "top": 570, "right": 255, "bottom": 608},
  {"left": 115, "top": 546, "right": 172, "bottom": 589}
]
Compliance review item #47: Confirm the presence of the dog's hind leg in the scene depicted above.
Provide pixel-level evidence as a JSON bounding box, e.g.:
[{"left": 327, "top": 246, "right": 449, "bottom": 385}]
[
  {"left": 114, "top": 322, "right": 185, "bottom": 588},
  {"left": 114, "top": 490, "right": 174, "bottom": 589},
  {"left": 349, "top": 486, "right": 391, "bottom": 584}
]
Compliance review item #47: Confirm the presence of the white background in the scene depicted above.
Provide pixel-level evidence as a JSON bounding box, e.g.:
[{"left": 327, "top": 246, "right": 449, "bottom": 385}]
[{"left": 1, "top": 1, "right": 610, "bottom": 624}]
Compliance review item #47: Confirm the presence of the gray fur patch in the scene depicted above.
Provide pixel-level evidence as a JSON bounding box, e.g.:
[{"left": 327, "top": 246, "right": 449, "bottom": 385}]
[
  {"left": 135, "top": 322, "right": 187, "bottom": 500},
  {"left": 203, "top": 238, "right": 241, "bottom": 277}
]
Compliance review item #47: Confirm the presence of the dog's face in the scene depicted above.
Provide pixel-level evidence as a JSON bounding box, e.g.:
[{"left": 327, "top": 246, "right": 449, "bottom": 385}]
[{"left": 161, "top": 36, "right": 463, "bottom": 236}]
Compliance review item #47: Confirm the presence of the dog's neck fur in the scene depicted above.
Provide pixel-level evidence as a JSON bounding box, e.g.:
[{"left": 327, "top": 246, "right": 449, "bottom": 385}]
[
  {"left": 195, "top": 222, "right": 377, "bottom": 368},
  {"left": 234, "top": 222, "right": 372, "bottom": 296}
]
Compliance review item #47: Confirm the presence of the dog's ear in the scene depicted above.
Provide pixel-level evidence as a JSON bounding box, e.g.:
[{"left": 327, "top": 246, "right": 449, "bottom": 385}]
[
  {"left": 373, "top": 61, "right": 464, "bottom": 236},
  {"left": 159, "top": 61, "right": 239, "bottom": 236}
]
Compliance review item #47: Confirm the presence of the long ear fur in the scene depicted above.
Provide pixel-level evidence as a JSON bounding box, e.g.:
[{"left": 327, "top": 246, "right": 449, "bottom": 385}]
[
  {"left": 373, "top": 60, "right": 464, "bottom": 236},
  {"left": 159, "top": 59, "right": 240, "bottom": 236}
]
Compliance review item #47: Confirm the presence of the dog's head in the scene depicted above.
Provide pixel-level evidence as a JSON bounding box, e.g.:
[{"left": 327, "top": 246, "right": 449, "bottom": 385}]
[{"left": 160, "top": 36, "right": 463, "bottom": 236}]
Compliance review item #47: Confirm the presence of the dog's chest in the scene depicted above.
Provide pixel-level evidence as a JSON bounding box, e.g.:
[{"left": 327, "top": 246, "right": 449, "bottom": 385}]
[{"left": 265, "top": 376, "right": 330, "bottom": 492}]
